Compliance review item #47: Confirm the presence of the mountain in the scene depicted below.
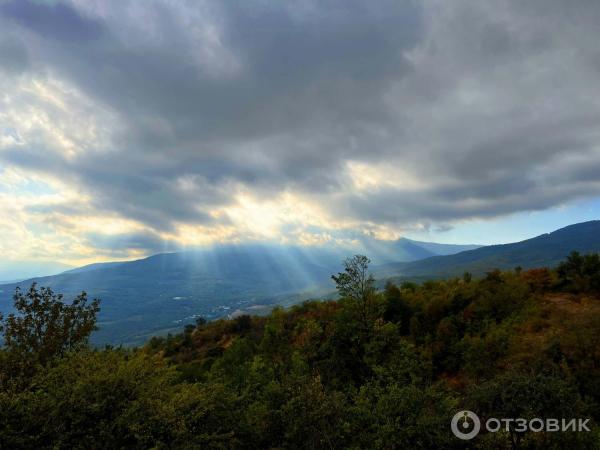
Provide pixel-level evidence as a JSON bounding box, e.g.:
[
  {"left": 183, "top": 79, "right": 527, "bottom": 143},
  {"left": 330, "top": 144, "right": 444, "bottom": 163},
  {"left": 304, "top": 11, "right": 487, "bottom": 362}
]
[
  {"left": 0, "top": 245, "right": 335, "bottom": 346},
  {"left": 62, "top": 261, "right": 125, "bottom": 275},
  {"left": 398, "top": 238, "right": 481, "bottom": 256},
  {"left": 358, "top": 237, "right": 480, "bottom": 264},
  {"left": 0, "top": 239, "right": 474, "bottom": 346},
  {"left": 378, "top": 220, "right": 600, "bottom": 280}
]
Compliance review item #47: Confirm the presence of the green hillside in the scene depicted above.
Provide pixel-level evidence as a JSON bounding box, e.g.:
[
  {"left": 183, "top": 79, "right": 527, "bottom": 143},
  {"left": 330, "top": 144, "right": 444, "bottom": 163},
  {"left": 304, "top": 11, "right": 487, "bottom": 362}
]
[
  {"left": 378, "top": 220, "right": 600, "bottom": 279},
  {"left": 1, "top": 253, "right": 600, "bottom": 448}
]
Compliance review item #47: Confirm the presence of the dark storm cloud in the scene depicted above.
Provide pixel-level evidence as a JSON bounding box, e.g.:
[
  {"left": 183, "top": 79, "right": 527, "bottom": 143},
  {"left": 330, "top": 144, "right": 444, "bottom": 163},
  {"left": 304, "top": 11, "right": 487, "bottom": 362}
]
[
  {"left": 0, "top": 0, "right": 423, "bottom": 233},
  {"left": 0, "top": 0, "right": 104, "bottom": 41},
  {"left": 1, "top": 0, "right": 600, "bottom": 251},
  {"left": 84, "top": 231, "right": 180, "bottom": 256}
]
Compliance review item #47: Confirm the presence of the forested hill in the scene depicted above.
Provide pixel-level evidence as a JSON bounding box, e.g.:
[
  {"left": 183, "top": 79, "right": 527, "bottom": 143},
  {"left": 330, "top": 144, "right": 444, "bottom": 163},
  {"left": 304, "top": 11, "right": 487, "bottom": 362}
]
[
  {"left": 1, "top": 253, "right": 599, "bottom": 448},
  {"left": 378, "top": 220, "right": 600, "bottom": 279}
]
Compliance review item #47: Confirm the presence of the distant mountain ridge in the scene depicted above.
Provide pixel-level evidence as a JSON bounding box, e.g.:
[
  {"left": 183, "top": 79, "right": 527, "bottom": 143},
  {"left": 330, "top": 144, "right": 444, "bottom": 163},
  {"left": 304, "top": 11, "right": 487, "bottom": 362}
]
[
  {"left": 0, "top": 238, "right": 474, "bottom": 346},
  {"left": 401, "top": 238, "right": 481, "bottom": 256},
  {"left": 62, "top": 261, "right": 125, "bottom": 275},
  {"left": 58, "top": 237, "right": 480, "bottom": 275},
  {"left": 355, "top": 237, "right": 480, "bottom": 264},
  {"left": 377, "top": 220, "right": 600, "bottom": 280}
]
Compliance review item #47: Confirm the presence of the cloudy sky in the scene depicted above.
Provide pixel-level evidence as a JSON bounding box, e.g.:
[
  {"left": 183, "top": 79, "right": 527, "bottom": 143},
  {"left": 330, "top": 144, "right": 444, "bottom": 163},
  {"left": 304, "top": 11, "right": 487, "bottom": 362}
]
[{"left": 1, "top": 0, "right": 599, "bottom": 267}]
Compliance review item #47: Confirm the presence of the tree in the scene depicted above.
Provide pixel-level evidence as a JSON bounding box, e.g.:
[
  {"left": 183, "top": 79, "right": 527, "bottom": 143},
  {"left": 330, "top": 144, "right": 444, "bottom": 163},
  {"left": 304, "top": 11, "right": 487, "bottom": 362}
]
[
  {"left": 0, "top": 283, "right": 100, "bottom": 367},
  {"left": 332, "top": 255, "right": 375, "bottom": 302},
  {"left": 383, "top": 282, "right": 412, "bottom": 334},
  {"left": 468, "top": 370, "right": 593, "bottom": 449},
  {"left": 557, "top": 251, "right": 600, "bottom": 293},
  {"left": 522, "top": 268, "right": 554, "bottom": 292},
  {"left": 332, "top": 255, "right": 378, "bottom": 331}
]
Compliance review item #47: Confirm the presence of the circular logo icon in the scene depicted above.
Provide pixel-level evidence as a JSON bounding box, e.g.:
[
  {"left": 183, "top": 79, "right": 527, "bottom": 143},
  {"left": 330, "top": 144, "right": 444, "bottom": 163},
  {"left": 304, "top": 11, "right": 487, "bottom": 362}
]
[{"left": 451, "top": 410, "right": 481, "bottom": 440}]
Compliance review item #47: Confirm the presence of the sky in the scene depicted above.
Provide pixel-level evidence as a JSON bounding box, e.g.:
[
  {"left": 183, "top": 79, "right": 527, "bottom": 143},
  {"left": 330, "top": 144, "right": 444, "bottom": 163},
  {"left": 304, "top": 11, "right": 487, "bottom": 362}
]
[{"left": 0, "top": 0, "right": 599, "bottom": 268}]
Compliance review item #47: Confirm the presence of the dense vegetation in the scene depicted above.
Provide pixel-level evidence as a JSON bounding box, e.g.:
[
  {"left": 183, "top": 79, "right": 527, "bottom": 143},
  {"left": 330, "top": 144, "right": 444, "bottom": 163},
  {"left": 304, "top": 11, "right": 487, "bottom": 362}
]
[{"left": 1, "top": 252, "right": 600, "bottom": 449}]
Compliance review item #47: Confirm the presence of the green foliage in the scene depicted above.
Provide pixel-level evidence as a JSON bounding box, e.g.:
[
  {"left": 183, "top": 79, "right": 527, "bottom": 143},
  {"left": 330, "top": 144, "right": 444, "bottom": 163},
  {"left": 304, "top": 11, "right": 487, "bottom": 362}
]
[
  {"left": 557, "top": 251, "right": 600, "bottom": 293},
  {"left": 0, "top": 283, "right": 99, "bottom": 381},
  {"left": 351, "top": 382, "right": 458, "bottom": 449},
  {"left": 467, "top": 370, "right": 597, "bottom": 449},
  {"left": 331, "top": 255, "right": 376, "bottom": 303},
  {"left": 332, "top": 255, "right": 380, "bottom": 332},
  {"left": 2, "top": 255, "right": 600, "bottom": 448}
]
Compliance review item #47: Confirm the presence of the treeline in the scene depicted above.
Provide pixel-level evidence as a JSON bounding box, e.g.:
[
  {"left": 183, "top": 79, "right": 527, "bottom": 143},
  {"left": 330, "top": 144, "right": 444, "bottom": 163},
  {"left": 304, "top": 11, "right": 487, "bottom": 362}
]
[{"left": 1, "top": 252, "right": 600, "bottom": 448}]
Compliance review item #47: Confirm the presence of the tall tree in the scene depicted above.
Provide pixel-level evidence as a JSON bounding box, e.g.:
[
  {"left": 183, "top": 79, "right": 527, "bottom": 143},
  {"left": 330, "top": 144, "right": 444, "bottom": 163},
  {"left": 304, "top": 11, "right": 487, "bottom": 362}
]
[
  {"left": 332, "top": 255, "right": 377, "bottom": 330},
  {"left": 0, "top": 283, "right": 100, "bottom": 367}
]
